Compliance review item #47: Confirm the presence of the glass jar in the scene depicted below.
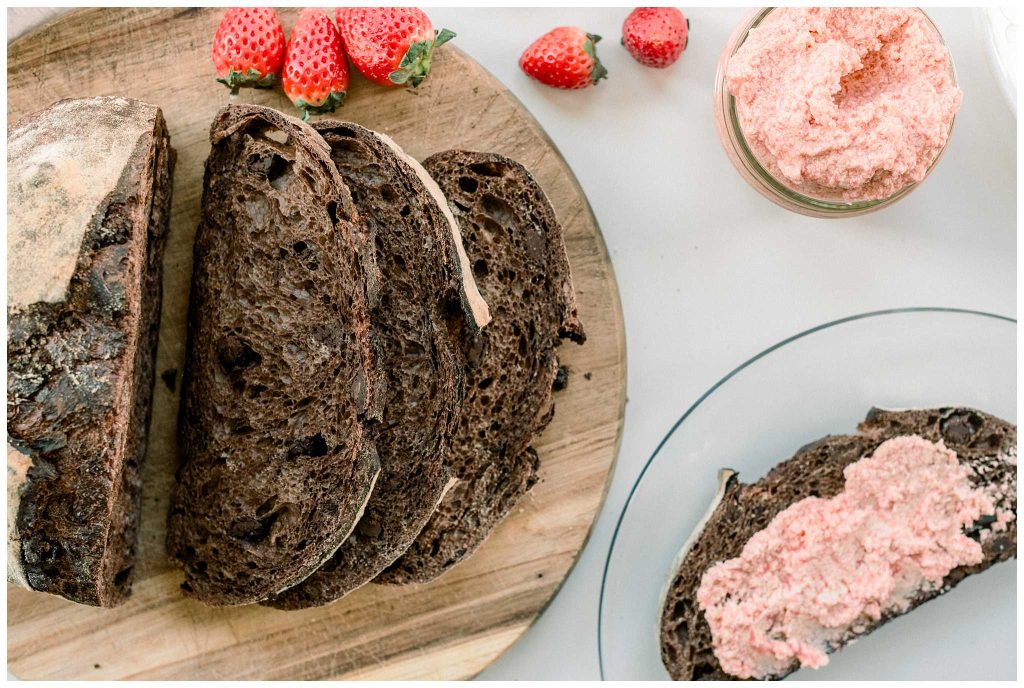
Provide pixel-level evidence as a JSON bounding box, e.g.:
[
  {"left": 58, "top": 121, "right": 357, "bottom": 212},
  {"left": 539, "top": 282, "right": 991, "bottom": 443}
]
[{"left": 713, "top": 8, "right": 959, "bottom": 218}]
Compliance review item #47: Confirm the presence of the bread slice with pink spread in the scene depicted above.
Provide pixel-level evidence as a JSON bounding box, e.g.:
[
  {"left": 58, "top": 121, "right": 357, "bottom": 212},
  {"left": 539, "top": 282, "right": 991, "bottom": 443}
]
[{"left": 660, "top": 407, "right": 1016, "bottom": 680}]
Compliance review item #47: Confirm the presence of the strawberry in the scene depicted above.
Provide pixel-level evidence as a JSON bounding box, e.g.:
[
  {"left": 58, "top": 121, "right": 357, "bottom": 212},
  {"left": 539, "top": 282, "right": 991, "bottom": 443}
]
[
  {"left": 281, "top": 8, "right": 349, "bottom": 122},
  {"left": 621, "top": 7, "right": 689, "bottom": 69},
  {"left": 212, "top": 7, "right": 286, "bottom": 94},
  {"left": 336, "top": 7, "right": 455, "bottom": 87},
  {"left": 519, "top": 27, "right": 608, "bottom": 90}
]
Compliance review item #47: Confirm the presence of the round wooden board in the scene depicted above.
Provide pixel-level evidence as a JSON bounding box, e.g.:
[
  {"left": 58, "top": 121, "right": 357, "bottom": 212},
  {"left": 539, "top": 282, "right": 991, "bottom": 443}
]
[{"left": 7, "top": 8, "right": 626, "bottom": 681}]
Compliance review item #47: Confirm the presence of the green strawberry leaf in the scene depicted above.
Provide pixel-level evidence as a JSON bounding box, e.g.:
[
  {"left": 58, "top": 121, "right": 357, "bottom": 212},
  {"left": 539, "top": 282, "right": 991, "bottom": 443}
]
[
  {"left": 583, "top": 35, "right": 608, "bottom": 85},
  {"left": 434, "top": 28, "right": 456, "bottom": 48},
  {"left": 293, "top": 91, "right": 346, "bottom": 122},
  {"left": 388, "top": 28, "right": 457, "bottom": 88},
  {"left": 216, "top": 68, "right": 275, "bottom": 95}
]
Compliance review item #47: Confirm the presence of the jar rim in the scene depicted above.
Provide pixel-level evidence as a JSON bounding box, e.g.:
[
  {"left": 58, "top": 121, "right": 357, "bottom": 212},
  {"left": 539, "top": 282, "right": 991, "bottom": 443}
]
[{"left": 714, "top": 7, "right": 960, "bottom": 218}]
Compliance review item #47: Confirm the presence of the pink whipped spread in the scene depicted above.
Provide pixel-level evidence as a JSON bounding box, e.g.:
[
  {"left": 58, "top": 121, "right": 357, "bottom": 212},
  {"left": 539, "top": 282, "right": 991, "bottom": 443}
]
[
  {"left": 697, "top": 435, "right": 997, "bottom": 679},
  {"left": 726, "top": 8, "right": 962, "bottom": 201}
]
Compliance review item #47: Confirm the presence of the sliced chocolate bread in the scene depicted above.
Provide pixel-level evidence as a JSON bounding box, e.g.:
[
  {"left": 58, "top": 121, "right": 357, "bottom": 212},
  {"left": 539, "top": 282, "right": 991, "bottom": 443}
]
[
  {"left": 661, "top": 407, "right": 1017, "bottom": 680},
  {"left": 380, "top": 151, "right": 585, "bottom": 585},
  {"left": 167, "top": 105, "right": 380, "bottom": 606},
  {"left": 7, "top": 96, "right": 175, "bottom": 607},
  {"left": 265, "top": 123, "right": 490, "bottom": 609}
]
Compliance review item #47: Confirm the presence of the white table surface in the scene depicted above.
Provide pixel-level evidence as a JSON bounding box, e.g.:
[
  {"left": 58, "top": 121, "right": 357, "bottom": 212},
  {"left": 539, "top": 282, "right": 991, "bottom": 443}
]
[{"left": 8, "top": 7, "right": 1017, "bottom": 681}]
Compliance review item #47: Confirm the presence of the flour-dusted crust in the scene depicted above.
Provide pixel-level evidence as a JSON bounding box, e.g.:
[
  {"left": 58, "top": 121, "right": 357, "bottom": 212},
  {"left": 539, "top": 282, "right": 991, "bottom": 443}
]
[
  {"left": 7, "top": 97, "right": 159, "bottom": 309},
  {"left": 166, "top": 105, "right": 382, "bottom": 606},
  {"left": 264, "top": 122, "right": 492, "bottom": 609},
  {"left": 660, "top": 407, "right": 1017, "bottom": 680},
  {"left": 7, "top": 444, "right": 33, "bottom": 588},
  {"left": 7, "top": 96, "right": 175, "bottom": 607},
  {"left": 380, "top": 151, "right": 585, "bottom": 585}
]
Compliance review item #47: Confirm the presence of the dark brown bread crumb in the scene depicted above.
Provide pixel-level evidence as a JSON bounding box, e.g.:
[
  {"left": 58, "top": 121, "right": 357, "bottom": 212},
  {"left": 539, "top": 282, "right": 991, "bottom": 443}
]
[
  {"left": 660, "top": 407, "right": 1017, "bottom": 680},
  {"left": 166, "top": 105, "right": 380, "bottom": 606},
  {"left": 266, "top": 122, "right": 487, "bottom": 609},
  {"left": 380, "top": 151, "right": 585, "bottom": 584},
  {"left": 7, "top": 97, "right": 175, "bottom": 607}
]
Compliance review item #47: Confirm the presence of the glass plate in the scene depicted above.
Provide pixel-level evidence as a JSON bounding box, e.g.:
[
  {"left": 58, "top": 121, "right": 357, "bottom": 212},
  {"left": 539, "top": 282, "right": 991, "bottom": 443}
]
[{"left": 599, "top": 308, "right": 1016, "bottom": 680}]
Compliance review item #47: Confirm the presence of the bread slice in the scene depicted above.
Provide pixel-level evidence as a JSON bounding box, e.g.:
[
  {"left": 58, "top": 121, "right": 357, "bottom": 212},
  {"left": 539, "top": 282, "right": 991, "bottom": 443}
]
[
  {"left": 264, "top": 123, "right": 490, "bottom": 609},
  {"left": 7, "top": 96, "right": 175, "bottom": 606},
  {"left": 660, "top": 407, "right": 1017, "bottom": 680},
  {"left": 380, "top": 151, "right": 585, "bottom": 585},
  {"left": 166, "top": 105, "right": 381, "bottom": 606}
]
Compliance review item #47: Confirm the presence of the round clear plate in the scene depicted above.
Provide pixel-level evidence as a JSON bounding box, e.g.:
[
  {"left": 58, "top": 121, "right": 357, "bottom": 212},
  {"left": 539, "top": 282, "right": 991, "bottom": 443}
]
[{"left": 599, "top": 308, "right": 1016, "bottom": 680}]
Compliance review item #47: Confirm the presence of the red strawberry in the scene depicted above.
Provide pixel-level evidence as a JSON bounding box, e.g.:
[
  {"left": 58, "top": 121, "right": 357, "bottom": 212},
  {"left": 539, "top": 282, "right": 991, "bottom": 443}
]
[
  {"left": 621, "top": 7, "right": 689, "bottom": 69},
  {"left": 519, "top": 27, "right": 608, "bottom": 90},
  {"left": 336, "top": 7, "right": 455, "bottom": 88},
  {"left": 212, "top": 7, "right": 286, "bottom": 94},
  {"left": 281, "top": 8, "right": 349, "bottom": 121}
]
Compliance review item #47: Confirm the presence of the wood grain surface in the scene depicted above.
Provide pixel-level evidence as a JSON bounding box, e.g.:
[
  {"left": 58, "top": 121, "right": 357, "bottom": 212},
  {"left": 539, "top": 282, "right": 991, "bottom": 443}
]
[{"left": 6, "top": 8, "right": 626, "bottom": 680}]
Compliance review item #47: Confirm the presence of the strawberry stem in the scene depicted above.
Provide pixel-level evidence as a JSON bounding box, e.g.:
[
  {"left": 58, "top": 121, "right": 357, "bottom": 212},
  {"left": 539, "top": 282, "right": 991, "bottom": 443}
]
[
  {"left": 388, "top": 28, "right": 456, "bottom": 88},
  {"left": 584, "top": 34, "right": 608, "bottom": 85},
  {"left": 293, "top": 91, "right": 346, "bottom": 122},
  {"left": 216, "top": 68, "right": 276, "bottom": 95}
]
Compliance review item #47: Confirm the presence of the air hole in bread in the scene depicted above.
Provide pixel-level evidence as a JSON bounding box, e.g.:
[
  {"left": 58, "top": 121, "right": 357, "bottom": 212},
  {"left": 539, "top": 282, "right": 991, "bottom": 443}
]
[
  {"left": 473, "top": 259, "right": 489, "bottom": 278},
  {"left": 255, "top": 496, "right": 278, "bottom": 518},
  {"left": 326, "top": 200, "right": 339, "bottom": 224},
  {"left": 941, "top": 410, "right": 983, "bottom": 443},
  {"left": 480, "top": 194, "right": 514, "bottom": 226},
  {"left": 216, "top": 336, "right": 261, "bottom": 374},
  {"left": 261, "top": 128, "right": 290, "bottom": 146},
  {"left": 113, "top": 567, "right": 132, "bottom": 587},
  {"left": 468, "top": 161, "right": 505, "bottom": 177},
  {"left": 287, "top": 433, "right": 329, "bottom": 460},
  {"left": 692, "top": 662, "right": 717, "bottom": 679},
  {"left": 229, "top": 514, "right": 276, "bottom": 545},
  {"left": 458, "top": 176, "right": 479, "bottom": 193},
  {"left": 453, "top": 199, "right": 471, "bottom": 212},
  {"left": 673, "top": 617, "right": 689, "bottom": 645},
  {"left": 263, "top": 153, "right": 293, "bottom": 191},
  {"left": 293, "top": 241, "right": 307, "bottom": 254},
  {"left": 399, "top": 205, "right": 411, "bottom": 217},
  {"left": 245, "top": 384, "right": 267, "bottom": 399},
  {"left": 478, "top": 376, "right": 493, "bottom": 390}
]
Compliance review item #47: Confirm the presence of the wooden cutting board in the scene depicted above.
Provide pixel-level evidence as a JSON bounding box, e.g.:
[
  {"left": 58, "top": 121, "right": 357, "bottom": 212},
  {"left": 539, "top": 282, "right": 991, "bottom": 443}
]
[{"left": 7, "top": 8, "right": 626, "bottom": 680}]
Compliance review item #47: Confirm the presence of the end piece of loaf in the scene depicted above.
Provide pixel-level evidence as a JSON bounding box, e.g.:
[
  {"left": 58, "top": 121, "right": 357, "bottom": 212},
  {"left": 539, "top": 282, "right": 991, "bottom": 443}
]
[{"left": 7, "top": 96, "right": 175, "bottom": 606}]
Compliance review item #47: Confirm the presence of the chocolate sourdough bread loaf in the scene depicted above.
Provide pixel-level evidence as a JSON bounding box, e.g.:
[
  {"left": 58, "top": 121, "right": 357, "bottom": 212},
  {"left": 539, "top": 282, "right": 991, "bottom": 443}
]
[
  {"left": 7, "top": 96, "right": 175, "bottom": 607},
  {"left": 265, "top": 123, "right": 490, "bottom": 609},
  {"left": 380, "top": 151, "right": 585, "bottom": 585},
  {"left": 660, "top": 407, "right": 1017, "bottom": 680},
  {"left": 167, "top": 105, "right": 380, "bottom": 606}
]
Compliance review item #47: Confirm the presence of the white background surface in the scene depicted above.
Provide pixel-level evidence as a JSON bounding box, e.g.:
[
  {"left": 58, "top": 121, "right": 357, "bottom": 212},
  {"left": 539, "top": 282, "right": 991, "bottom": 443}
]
[{"left": 7, "top": 6, "right": 1017, "bottom": 681}]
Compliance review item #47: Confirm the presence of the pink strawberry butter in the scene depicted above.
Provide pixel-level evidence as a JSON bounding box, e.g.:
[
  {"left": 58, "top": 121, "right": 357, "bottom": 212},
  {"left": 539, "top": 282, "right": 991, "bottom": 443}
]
[
  {"left": 726, "top": 8, "right": 962, "bottom": 202},
  {"left": 697, "top": 435, "right": 1001, "bottom": 679}
]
